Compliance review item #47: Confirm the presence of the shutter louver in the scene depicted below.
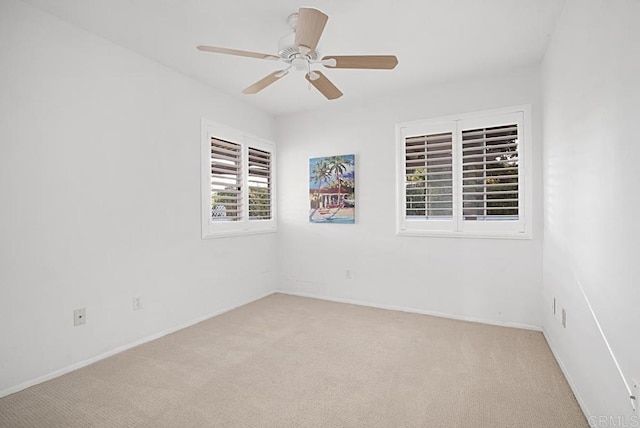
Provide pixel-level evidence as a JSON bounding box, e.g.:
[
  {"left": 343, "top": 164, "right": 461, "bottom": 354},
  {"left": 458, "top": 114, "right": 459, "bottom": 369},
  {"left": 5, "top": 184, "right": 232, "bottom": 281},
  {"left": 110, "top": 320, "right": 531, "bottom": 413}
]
[
  {"left": 405, "top": 132, "right": 453, "bottom": 219},
  {"left": 211, "top": 137, "right": 242, "bottom": 221},
  {"left": 248, "top": 147, "right": 272, "bottom": 220},
  {"left": 462, "top": 124, "right": 519, "bottom": 221}
]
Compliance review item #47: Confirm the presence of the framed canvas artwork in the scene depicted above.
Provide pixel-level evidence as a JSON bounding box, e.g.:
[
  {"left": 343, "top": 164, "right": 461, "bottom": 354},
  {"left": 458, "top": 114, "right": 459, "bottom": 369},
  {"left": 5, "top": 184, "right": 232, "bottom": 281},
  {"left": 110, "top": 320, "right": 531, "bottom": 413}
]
[{"left": 309, "top": 154, "right": 355, "bottom": 223}]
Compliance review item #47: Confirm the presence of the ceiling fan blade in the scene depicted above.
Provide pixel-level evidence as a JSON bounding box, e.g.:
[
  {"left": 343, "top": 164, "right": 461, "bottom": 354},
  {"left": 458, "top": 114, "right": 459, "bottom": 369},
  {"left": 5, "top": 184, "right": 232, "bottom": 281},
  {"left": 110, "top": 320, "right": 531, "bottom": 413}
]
[
  {"left": 242, "top": 70, "right": 288, "bottom": 94},
  {"left": 197, "top": 45, "right": 279, "bottom": 60},
  {"left": 305, "top": 71, "right": 343, "bottom": 100},
  {"left": 322, "top": 55, "right": 399, "bottom": 69},
  {"left": 294, "top": 8, "right": 328, "bottom": 53}
]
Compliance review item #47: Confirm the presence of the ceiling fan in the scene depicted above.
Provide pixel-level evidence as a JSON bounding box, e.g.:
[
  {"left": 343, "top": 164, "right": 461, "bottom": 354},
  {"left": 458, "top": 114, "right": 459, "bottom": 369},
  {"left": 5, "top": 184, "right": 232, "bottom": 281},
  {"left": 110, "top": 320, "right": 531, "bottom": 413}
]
[{"left": 197, "top": 7, "right": 398, "bottom": 100}]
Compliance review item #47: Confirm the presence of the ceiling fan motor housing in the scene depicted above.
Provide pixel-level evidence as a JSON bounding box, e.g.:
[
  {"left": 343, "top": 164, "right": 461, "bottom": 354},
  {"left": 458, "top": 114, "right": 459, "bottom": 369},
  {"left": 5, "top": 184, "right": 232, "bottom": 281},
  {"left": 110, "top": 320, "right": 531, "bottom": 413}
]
[{"left": 277, "top": 32, "right": 318, "bottom": 63}]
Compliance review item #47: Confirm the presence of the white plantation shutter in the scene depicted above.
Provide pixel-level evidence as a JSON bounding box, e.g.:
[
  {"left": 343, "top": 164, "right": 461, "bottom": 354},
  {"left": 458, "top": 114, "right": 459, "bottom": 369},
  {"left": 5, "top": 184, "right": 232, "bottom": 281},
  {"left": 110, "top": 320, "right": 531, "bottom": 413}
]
[
  {"left": 202, "top": 120, "right": 276, "bottom": 238},
  {"left": 462, "top": 124, "right": 519, "bottom": 221},
  {"left": 405, "top": 132, "right": 453, "bottom": 219},
  {"left": 248, "top": 147, "right": 272, "bottom": 220},
  {"left": 397, "top": 107, "right": 530, "bottom": 238},
  {"left": 210, "top": 137, "right": 242, "bottom": 221}
]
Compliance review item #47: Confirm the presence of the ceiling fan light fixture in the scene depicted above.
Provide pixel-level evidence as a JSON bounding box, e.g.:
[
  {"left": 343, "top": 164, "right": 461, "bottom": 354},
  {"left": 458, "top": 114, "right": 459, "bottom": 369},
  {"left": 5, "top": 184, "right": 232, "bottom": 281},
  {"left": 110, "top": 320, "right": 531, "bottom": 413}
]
[{"left": 291, "top": 56, "right": 309, "bottom": 71}]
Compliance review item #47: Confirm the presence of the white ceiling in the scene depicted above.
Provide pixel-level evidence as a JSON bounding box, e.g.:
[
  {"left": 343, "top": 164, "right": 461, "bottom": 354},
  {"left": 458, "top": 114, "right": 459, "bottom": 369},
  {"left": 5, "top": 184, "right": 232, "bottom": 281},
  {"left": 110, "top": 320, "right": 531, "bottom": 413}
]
[{"left": 23, "top": 0, "right": 566, "bottom": 117}]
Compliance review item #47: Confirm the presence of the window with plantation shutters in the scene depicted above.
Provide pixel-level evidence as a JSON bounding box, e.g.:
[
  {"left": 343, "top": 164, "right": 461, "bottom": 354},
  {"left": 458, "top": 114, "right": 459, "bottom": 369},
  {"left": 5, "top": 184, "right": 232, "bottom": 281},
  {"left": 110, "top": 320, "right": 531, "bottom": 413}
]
[
  {"left": 248, "top": 147, "right": 272, "bottom": 220},
  {"left": 397, "top": 106, "right": 531, "bottom": 238},
  {"left": 202, "top": 120, "right": 276, "bottom": 238}
]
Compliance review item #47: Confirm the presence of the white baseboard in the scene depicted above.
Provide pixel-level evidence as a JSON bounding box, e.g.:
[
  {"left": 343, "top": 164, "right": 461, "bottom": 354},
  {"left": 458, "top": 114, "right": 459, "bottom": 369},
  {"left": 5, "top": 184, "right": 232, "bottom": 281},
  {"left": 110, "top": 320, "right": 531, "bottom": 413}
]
[
  {"left": 275, "top": 289, "right": 542, "bottom": 332},
  {"left": 542, "top": 329, "right": 591, "bottom": 418},
  {"left": 0, "top": 290, "right": 274, "bottom": 399}
]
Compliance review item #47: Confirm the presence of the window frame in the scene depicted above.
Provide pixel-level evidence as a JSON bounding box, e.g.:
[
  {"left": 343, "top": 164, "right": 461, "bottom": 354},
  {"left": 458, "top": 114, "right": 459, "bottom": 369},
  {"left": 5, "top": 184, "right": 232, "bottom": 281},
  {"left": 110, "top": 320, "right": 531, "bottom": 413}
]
[
  {"left": 396, "top": 105, "right": 532, "bottom": 239},
  {"left": 201, "top": 119, "right": 276, "bottom": 239}
]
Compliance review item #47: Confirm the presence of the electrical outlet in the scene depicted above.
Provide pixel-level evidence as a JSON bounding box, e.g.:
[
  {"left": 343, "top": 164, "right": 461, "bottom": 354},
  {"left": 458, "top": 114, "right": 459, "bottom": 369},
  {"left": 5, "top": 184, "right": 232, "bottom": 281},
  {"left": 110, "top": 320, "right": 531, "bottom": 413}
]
[
  {"left": 553, "top": 298, "right": 556, "bottom": 315},
  {"left": 345, "top": 269, "right": 351, "bottom": 280},
  {"left": 561, "top": 308, "right": 567, "bottom": 328},
  {"left": 132, "top": 296, "right": 142, "bottom": 311},
  {"left": 73, "top": 308, "right": 86, "bottom": 326},
  {"left": 632, "top": 378, "right": 639, "bottom": 414}
]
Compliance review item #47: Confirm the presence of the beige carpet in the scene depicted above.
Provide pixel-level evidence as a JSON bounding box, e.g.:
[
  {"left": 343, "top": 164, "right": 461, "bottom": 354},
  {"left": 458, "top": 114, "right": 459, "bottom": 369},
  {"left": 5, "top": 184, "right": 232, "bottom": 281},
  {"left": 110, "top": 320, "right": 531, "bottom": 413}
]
[{"left": 0, "top": 293, "right": 586, "bottom": 427}]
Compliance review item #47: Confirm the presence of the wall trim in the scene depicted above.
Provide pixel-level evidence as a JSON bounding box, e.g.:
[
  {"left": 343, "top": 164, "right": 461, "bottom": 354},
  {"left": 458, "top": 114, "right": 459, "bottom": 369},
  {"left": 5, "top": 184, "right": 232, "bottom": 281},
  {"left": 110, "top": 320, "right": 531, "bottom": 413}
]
[
  {"left": 0, "top": 290, "right": 274, "bottom": 399},
  {"left": 542, "top": 328, "right": 590, "bottom": 418},
  {"left": 275, "top": 290, "right": 542, "bottom": 332}
]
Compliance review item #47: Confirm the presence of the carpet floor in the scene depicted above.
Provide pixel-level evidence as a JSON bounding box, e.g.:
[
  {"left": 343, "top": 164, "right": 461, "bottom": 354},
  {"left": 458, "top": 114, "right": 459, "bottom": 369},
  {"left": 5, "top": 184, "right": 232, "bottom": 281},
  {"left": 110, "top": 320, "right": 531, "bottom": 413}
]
[{"left": 0, "top": 293, "right": 586, "bottom": 427}]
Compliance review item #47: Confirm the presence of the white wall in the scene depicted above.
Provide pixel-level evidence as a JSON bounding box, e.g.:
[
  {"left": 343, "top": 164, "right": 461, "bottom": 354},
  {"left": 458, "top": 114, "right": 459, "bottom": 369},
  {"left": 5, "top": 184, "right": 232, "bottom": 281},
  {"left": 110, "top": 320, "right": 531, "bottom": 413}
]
[
  {"left": 276, "top": 67, "right": 543, "bottom": 328},
  {"left": 0, "top": 0, "right": 276, "bottom": 395},
  {"left": 541, "top": 0, "right": 640, "bottom": 420},
  {"left": 7, "top": 1, "right": 637, "bottom": 419}
]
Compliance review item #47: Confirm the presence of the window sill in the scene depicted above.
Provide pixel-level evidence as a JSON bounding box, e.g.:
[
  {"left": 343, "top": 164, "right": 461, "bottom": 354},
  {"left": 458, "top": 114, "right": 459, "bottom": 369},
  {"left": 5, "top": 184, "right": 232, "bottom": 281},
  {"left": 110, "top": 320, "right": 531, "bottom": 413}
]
[
  {"left": 202, "top": 227, "right": 277, "bottom": 239},
  {"left": 396, "top": 229, "right": 532, "bottom": 240}
]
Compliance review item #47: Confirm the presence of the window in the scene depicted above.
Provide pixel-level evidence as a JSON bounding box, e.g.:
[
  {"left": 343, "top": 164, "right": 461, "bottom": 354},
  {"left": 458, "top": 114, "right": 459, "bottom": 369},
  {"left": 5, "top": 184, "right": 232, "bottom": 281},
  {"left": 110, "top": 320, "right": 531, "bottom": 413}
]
[
  {"left": 202, "top": 120, "right": 276, "bottom": 238},
  {"left": 397, "top": 106, "right": 532, "bottom": 238},
  {"left": 247, "top": 147, "right": 273, "bottom": 220}
]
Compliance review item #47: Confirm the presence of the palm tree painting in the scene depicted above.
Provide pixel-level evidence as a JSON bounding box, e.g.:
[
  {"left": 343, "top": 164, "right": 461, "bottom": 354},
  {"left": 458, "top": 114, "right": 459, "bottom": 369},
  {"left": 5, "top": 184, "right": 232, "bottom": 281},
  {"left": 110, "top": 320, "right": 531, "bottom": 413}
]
[{"left": 309, "top": 154, "right": 355, "bottom": 223}]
